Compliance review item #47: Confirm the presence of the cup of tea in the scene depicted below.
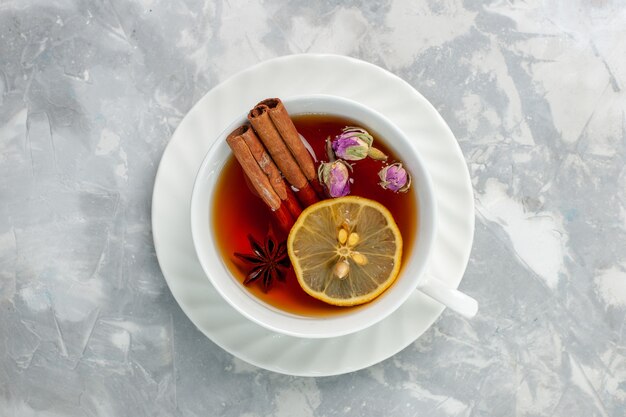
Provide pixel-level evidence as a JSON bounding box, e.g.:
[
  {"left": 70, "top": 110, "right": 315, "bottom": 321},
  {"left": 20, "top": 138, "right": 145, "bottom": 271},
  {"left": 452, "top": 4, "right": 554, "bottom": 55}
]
[{"left": 190, "top": 95, "right": 476, "bottom": 339}]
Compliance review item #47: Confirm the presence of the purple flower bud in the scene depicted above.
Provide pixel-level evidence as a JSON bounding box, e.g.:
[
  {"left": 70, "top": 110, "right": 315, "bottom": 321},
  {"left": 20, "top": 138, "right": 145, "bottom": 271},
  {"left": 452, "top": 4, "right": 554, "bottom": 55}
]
[
  {"left": 318, "top": 160, "right": 352, "bottom": 198},
  {"left": 378, "top": 163, "right": 411, "bottom": 193},
  {"left": 331, "top": 127, "right": 374, "bottom": 161}
]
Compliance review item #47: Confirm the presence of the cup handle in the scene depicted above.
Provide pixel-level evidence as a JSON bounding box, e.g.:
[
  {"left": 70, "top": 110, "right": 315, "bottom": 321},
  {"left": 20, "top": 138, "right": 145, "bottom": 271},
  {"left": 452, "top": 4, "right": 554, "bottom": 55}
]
[{"left": 417, "top": 274, "right": 478, "bottom": 318}]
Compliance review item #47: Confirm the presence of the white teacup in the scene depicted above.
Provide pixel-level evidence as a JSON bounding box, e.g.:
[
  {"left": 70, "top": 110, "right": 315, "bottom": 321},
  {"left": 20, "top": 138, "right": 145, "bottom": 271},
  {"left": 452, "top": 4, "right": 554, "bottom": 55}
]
[{"left": 191, "top": 95, "right": 476, "bottom": 339}]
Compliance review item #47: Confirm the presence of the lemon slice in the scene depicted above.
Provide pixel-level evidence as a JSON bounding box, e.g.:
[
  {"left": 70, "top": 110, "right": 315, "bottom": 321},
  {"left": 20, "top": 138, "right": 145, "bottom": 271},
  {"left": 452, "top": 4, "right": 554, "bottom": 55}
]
[{"left": 287, "top": 196, "right": 403, "bottom": 306}]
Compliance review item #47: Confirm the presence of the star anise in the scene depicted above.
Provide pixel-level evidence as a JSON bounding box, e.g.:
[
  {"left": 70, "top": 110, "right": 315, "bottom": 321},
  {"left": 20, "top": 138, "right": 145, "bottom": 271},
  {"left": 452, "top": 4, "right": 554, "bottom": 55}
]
[{"left": 234, "top": 233, "right": 290, "bottom": 292}]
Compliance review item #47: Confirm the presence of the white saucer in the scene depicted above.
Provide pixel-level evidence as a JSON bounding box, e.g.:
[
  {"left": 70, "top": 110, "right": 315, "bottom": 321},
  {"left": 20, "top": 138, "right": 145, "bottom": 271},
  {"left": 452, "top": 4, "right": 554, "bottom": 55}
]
[{"left": 151, "top": 54, "right": 474, "bottom": 376}]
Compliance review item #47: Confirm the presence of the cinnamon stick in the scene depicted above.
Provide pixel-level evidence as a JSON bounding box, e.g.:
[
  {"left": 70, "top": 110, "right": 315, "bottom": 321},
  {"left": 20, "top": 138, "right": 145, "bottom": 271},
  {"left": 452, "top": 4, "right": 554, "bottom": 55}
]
[
  {"left": 260, "top": 98, "right": 326, "bottom": 197},
  {"left": 259, "top": 98, "right": 316, "bottom": 181},
  {"left": 226, "top": 130, "right": 294, "bottom": 232},
  {"left": 283, "top": 187, "right": 303, "bottom": 219},
  {"left": 226, "top": 132, "right": 281, "bottom": 210},
  {"left": 229, "top": 126, "right": 283, "bottom": 197},
  {"left": 294, "top": 183, "right": 320, "bottom": 207},
  {"left": 248, "top": 104, "right": 320, "bottom": 207},
  {"left": 248, "top": 105, "right": 308, "bottom": 189},
  {"left": 272, "top": 205, "right": 293, "bottom": 234},
  {"left": 237, "top": 125, "right": 302, "bottom": 219}
]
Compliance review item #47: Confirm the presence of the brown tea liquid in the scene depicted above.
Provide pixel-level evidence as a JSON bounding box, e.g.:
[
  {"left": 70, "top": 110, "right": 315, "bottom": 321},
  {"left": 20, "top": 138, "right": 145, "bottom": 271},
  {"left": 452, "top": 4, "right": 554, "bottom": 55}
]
[{"left": 212, "top": 114, "right": 417, "bottom": 317}]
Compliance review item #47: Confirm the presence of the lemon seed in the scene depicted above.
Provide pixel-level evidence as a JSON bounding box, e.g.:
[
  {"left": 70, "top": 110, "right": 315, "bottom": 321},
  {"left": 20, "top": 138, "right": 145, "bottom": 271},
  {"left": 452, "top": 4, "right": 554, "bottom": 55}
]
[
  {"left": 333, "top": 260, "right": 350, "bottom": 279},
  {"left": 348, "top": 232, "right": 360, "bottom": 246},
  {"left": 338, "top": 228, "right": 348, "bottom": 244},
  {"left": 351, "top": 252, "right": 368, "bottom": 266}
]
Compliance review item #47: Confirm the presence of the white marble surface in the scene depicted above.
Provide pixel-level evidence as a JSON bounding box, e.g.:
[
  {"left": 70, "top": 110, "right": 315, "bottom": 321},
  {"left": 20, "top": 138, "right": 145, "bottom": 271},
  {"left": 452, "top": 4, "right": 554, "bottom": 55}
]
[{"left": 1, "top": 0, "right": 625, "bottom": 416}]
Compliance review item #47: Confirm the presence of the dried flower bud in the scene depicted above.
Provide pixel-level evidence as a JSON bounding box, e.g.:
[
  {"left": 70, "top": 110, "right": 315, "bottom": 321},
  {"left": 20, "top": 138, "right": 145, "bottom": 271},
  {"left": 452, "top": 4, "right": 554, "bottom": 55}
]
[
  {"left": 318, "top": 160, "right": 352, "bottom": 198},
  {"left": 378, "top": 163, "right": 411, "bottom": 193},
  {"left": 332, "top": 127, "right": 373, "bottom": 161}
]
